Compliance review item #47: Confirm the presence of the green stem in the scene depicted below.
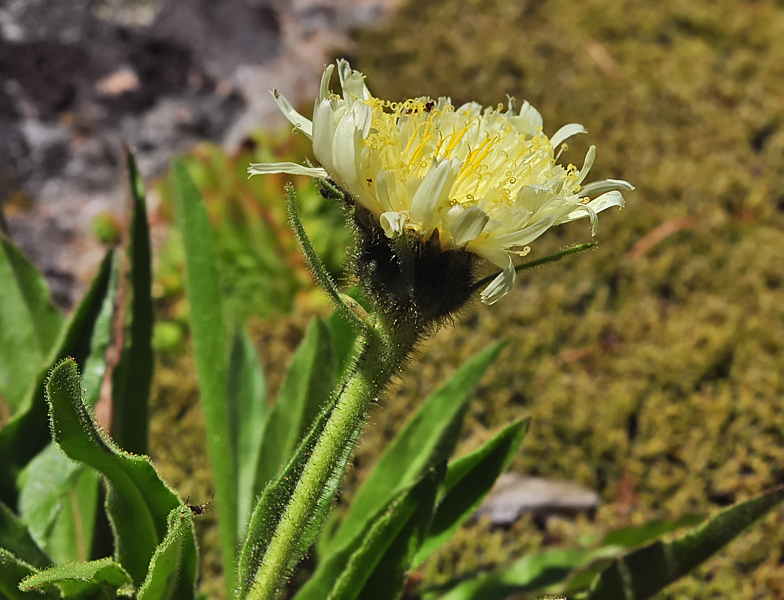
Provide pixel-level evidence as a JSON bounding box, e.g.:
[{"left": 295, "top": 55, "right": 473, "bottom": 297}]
[{"left": 245, "top": 322, "right": 417, "bottom": 600}]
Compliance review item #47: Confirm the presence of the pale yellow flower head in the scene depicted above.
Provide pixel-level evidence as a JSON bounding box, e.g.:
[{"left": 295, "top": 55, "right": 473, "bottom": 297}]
[{"left": 250, "top": 60, "right": 632, "bottom": 304}]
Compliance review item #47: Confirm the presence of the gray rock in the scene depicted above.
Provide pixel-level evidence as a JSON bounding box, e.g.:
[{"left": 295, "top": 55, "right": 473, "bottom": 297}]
[
  {"left": 475, "top": 474, "right": 600, "bottom": 526},
  {"left": 0, "top": 0, "right": 400, "bottom": 309},
  {"left": 151, "top": 0, "right": 281, "bottom": 80},
  {"left": 0, "top": 0, "right": 96, "bottom": 43},
  {"left": 19, "top": 119, "right": 70, "bottom": 179}
]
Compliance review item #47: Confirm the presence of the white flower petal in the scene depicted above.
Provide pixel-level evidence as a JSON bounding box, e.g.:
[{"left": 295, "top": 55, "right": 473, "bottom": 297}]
[
  {"left": 556, "top": 191, "right": 626, "bottom": 234},
  {"left": 445, "top": 204, "right": 465, "bottom": 222},
  {"left": 520, "top": 101, "right": 543, "bottom": 133},
  {"left": 248, "top": 162, "right": 328, "bottom": 178},
  {"left": 470, "top": 243, "right": 509, "bottom": 268},
  {"left": 451, "top": 206, "right": 490, "bottom": 245},
  {"left": 337, "top": 59, "right": 371, "bottom": 100},
  {"left": 579, "top": 179, "right": 635, "bottom": 197},
  {"left": 515, "top": 185, "right": 554, "bottom": 213},
  {"left": 331, "top": 108, "right": 363, "bottom": 190},
  {"left": 319, "top": 64, "right": 335, "bottom": 99},
  {"left": 586, "top": 190, "right": 626, "bottom": 213},
  {"left": 380, "top": 211, "right": 408, "bottom": 237},
  {"left": 312, "top": 99, "right": 336, "bottom": 172},
  {"left": 478, "top": 253, "right": 516, "bottom": 305},
  {"left": 271, "top": 90, "right": 312, "bottom": 138},
  {"left": 409, "top": 159, "right": 460, "bottom": 233},
  {"left": 580, "top": 204, "right": 600, "bottom": 235},
  {"left": 456, "top": 101, "right": 483, "bottom": 118},
  {"left": 492, "top": 215, "right": 557, "bottom": 247},
  {"left": 376, "top": 170, "right": 403, "bottom": 212},
  {"left": 353, "top": 102, "right": 373, "bottom": 139},
  {"left": 576, "top": 146, "right": 596, "bottom": 185},
  {"left": 550, "top": 123, "right": 587, "bottom": 148}
]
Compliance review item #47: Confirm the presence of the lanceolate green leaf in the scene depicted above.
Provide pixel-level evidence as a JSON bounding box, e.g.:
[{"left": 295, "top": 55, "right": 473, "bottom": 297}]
[
  {"left": 112, "top": 149, "right": 155, "bottom": 455},
  {"left": 296, "top": 469, "right": 440, "bottom": 600},
  {"left": 0, "top": 549, "right": 57, "bottom": 600},
  {"left": 329, "top": 341, "right": 506, "bottom": 551},
  {"left": 330, "top": 466, "right": 443, "bottom": 600},
  {"left": 1, "top": 240, "right": 64, "bottom": 354},
  {"left": 300, "top": 420, "right": 529, "bottom": 600},
  {"left": 22, "top": 251, "right": 119, "bottom": 564},
  {"left": 253, "top": 318, "right": 334, "bottom": 496},
  {"left": 414, "top": 418, "right": 529, "bottom": 566},
  {"left": 45, "top": 359, "right": 197, "bottom": 597},
  {"left": 326, "top": 308, "right": 360, "bottom": 380},
  {"left": 600, "top": 513, "right": 706, "bottom": 550},
  {"left": 555, "top": 513, "right": 708, "bottom": 593},
  {"left": 16, "top": 254, "right": 119, "bottom": 564},
  {"left": 432, "top": 547, "right": 598, "bottom": 600},
  {"left": 580, "top": 485, "right": 784, "bottom": 600},
  {"left": 81, "top": 250, "right": 121, "bottom": 409},
  {"left": 17, "top": 444, "right": 98, "bottom": 564},
  {"left": 137, "top": 506, "right": 197, "bottom": 600},
  {"left": 45, "top": 469, "right": 100, "bottom": 565},
  {"left": 0, "top": 250, "right": 115, "bottom": 508},
  {"left": 424, "top": 506, "right": 741, "bottom": 600},
  {"left": 0, "top": 236, "right": 63, "bottom": 415},
  {"left": 172, "top": 158, "right": 236, "bottom": 592},
  {"left": 19, "top": 556, "right": 132, "bottom": 597},
  {"left": 228, "top": 327, "right": 269, "bottom": 536},
  {"left": 0, "top": 501, "right": 52, "bottom": 570}
]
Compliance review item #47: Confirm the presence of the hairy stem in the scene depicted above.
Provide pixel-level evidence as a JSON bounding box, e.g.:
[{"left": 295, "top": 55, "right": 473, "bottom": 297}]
[{"left": 245, "top": 320, "right": 418, "bottom": 600}]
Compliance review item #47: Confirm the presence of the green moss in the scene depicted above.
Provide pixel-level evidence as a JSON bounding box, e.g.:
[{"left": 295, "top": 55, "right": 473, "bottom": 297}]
[{"left": 346, "top": 0, "right": 784, "bottom": 596}]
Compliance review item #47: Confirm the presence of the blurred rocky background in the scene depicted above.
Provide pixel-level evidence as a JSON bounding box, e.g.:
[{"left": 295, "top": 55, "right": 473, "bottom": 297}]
[{"left": 0, "top": 0, "right": 392, "bottom": 307}]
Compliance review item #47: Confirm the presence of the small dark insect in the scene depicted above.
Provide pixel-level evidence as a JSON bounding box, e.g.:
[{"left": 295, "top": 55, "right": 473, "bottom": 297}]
[
  {"left": 423, "top": 101, "right": 435, "bottom": 113},
  {"left": 184, "top": 495, "right": 213, "bottom": 516}
]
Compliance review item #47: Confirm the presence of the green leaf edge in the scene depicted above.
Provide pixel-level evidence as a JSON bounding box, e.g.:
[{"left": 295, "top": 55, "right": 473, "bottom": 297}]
[
  {"left": 328, "top": 340, "right": 507, "bottom": 552},
  {"left": 19, "top": 556, "right": 131, "bottom": 594},
  {"left": 0, "top": 548, "right": 58, "bottom": 600},
  {"left": 0, "top": 249, "right": 115, "bottom": 508},
  {"left": 45, "top": 357, "right": 197, "bottom": 597},
  {"left": 171, "top": 158, "right": 237, "bottom": 593},
  {"left": 413, "top": 417, "right": 530, "bottom": 566},
  {"left": 112, "top": 148, "right": 155, "bottom": 455},
  {"left": 330, "top": 465, "right": 444, "bottom": 600},
  {"left": 579, "top": 485, "right": 784, "bottom": 600},
  {"left": 137, "top": 506, "right": 197, "bottom": 600}
]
